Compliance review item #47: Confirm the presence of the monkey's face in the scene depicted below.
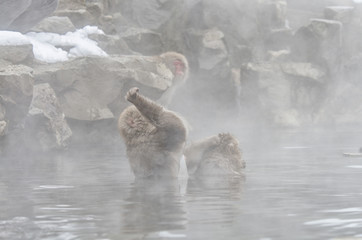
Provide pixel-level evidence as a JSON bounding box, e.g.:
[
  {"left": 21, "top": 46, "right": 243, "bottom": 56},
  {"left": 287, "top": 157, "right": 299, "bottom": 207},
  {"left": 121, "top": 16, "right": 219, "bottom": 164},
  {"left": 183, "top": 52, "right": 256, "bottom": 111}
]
[
  {"left": 160, "top": 52, "right": 189, "bottom": 79},
  {"left": 218, "top": 133, "right": 239, "bottom": 153},
  {"left": 173, "top": 59, "right": 186, "bottom": 76}
]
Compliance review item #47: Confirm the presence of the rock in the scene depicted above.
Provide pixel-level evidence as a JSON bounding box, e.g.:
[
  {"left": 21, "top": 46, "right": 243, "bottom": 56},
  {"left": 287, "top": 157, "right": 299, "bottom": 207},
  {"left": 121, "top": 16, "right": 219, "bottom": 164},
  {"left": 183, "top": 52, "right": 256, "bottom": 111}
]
[
  {"left": 31, "top": 16, "right": 76, "bottom": 34},
  {"left": 0, "top": 0, "right": 32, "bottom": 30},
  {"left": 34, "top": 53, "right": 182, "bottom": 121},
  {"left": 193, "top": 0, "right": 259, "bottom": 42},
  {"left": 291, "top": 19, "right": 342, "bottom": 76},
  {"left": 34, "top": 57, "right": 119, "bottom": 121},
  {"left": 182, "top": 27, "right": 237, "bottom": 118},
  {"left": 0, "top": 64, "right": 34, "bottom": 129},
  {"left": 120, "top": 28, "right": 164, "bottom": 55},
  {"left": 0, "top": 44, "right": 34, "bottom": 64},
  {"left": 4, "top": 0, "right": 59, "bottom": 33},
  {"left": 186, "top": 28, "right": 228, "bottom": 70},
  {"left": 240, "top": 62, "right": 327, "bottom": 126},
  {"left": 25, "top": 83, "right": 72, "bottom": 151},
  {"left": 0, "top": 102, "right": 5, "bottom": 120},
  {"left": 55, "top": 0, "right": 122, "bottom": 34},
  {"left": 0, "top": 120, "right": 6, "bottom": 137},
  {"left": 120, "top": 0, "right": 184, "bottom": 30},
  {"left": 267, "top": 49, "right": 290, "bottom": 62},
  {"left": 265, "top": 28, "right": 293, "bottom": 51},
  {"left": 257, "top": 0, "right": 288, "bottom": 30},
  {"left": 281, "top": 62, "right": 327, "bottom": 83},
  {"left": 88, "top": 34, "right": 134, "bottom": 55},
  {"left": 324, "top": 6, "right": 354, "bottom": 24},
  {"left": 56, "top": 9, "right": 96, "bottom": 28}
]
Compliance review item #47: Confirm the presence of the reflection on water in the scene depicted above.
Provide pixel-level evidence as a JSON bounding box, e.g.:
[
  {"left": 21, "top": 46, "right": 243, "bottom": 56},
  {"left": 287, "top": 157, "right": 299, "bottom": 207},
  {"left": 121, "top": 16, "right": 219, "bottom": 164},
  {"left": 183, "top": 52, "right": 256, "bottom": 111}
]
[{"left": 1, "top": 128, "right": 362, "bottom": 239}]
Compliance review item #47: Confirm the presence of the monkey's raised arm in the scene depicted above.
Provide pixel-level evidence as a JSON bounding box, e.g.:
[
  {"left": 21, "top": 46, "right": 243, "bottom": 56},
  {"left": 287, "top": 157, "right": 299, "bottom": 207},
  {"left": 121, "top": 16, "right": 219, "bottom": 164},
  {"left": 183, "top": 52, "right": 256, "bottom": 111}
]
[{"left": 126, "top": 87, "right": 164, "bottom": 125}]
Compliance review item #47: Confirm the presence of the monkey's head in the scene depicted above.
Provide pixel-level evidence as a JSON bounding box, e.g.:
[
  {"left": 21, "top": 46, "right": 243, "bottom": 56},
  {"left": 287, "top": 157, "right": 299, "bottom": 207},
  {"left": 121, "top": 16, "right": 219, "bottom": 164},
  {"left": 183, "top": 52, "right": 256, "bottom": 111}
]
[
  {"left": 217, "top": 133, "right": 244, "bottom": 169},
  {"left": 218, "top": 133, "right": 239, "bottom": 153},
  {"left": 160, "top": 52, "right": 189, "bottom": 82}
]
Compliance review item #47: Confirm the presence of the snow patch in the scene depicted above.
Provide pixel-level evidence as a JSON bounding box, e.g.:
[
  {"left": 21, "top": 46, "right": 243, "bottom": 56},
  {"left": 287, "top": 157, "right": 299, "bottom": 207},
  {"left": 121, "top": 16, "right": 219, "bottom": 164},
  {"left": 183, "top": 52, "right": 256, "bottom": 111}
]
[{"left": 0, "top": 26, "right": 107, "bottom": 63}]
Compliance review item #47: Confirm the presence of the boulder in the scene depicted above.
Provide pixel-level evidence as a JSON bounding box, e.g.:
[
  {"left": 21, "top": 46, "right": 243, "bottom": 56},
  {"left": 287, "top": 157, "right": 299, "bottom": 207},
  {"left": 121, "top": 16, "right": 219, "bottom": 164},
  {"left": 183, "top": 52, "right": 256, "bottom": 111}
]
[
  {"left": 186, "top": 28, "right": 228, "bottom": 71},
  {"left": 4, "top": 0, "right": 59, "bottom": 33},
  {"left": 34, "top": 54, "right": 181, "bottom": 121},
  {"left": 119, "top": 0, "right": 184, "bottom": 30},
  {"left": 56, "top": 9, "right": 96, "bottom": 28},
  {"left": 0, "top": 64, "right": 34, "bottom": 129},
  {"left": 31, "top": 16, "right": 76, "bottom": 34},
  {"left": 0, "top": 120, "right": 6, "bottom": 137},
  {"left": 0, "top": 100, "right": 6, "bottom": 137},
  {"left": 182, "top": 27, "right": 237, "bottom": 118},
  {"left": 120, "top": 28, "right": 164, "bottom": 55},
  {"left": 118, "top": 0, "right": 188, "bottom": 51},
  {"left": 240, "top": 62, "right": 327, "bottom": 126},
  {"left": 324, "top": 6, "right": 354, "bottom": 24},
  {"left": 25, "top": 83, "right": 72, "bottom": 151},
  {"left": 291, "top": 19, "right": 342, "bottom": 76},
  {"left": 88, "top": 34, "right": 134, "bottom": 55},
  {"left": 257, "top": 0, "right": 288, "bottom": 30},
  {"left": 0, "top": 0, "right": 32, "bottom": 30},
  {"left": 0, "top": 44, "right": 34, "bottom": 64},
  {"left": 0, "top": 102, "right": 5, "bottom": 121}
]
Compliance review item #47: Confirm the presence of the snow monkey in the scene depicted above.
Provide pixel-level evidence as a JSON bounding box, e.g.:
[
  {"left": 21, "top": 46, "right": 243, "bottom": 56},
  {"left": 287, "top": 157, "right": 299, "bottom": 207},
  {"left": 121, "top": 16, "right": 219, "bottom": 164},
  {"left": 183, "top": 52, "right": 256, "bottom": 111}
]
[
  {"left": 184, "top": 133, "right": 245, "bottom": 177},
  {"left": 157, "top": 52, "right": 189, "bottom": 106},
  {"left": 118, "top": 87, "right": 187, "bottom": 178}
]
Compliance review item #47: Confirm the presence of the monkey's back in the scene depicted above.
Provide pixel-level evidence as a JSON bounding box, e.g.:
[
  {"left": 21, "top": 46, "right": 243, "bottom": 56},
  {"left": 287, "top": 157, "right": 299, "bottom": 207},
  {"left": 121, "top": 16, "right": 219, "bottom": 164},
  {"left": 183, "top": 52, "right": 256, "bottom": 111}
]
[
  {"left": 118, "top": 106, "right": 185, "bottom": 178},
  {"left": 196, "top": 151, "right": 243, "bottom": 176},
  {"left": 196, "top": 135, "right": 245, "bottom": 177}
]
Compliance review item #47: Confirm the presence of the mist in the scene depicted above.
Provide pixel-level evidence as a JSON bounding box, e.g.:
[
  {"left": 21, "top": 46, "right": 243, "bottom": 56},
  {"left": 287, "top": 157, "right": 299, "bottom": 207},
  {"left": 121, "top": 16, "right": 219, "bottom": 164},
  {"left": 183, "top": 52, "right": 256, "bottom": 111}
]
[{"left": 1, "top": 0, "right": 362, "bottom": 239}]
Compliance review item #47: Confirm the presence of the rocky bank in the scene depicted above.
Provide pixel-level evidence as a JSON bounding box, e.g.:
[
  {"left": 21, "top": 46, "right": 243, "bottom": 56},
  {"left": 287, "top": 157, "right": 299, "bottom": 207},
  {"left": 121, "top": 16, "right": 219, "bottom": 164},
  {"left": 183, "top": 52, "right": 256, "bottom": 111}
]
[{"left": 1, "top": 0, "right": 362, "bottom": 153}]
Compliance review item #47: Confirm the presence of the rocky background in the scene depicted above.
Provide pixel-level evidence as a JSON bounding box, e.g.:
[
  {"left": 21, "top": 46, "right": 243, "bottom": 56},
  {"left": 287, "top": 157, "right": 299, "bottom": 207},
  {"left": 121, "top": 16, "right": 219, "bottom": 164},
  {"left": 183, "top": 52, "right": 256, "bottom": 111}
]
[{"left": 1, "top": 0, "right": 362, "bottom": 154}]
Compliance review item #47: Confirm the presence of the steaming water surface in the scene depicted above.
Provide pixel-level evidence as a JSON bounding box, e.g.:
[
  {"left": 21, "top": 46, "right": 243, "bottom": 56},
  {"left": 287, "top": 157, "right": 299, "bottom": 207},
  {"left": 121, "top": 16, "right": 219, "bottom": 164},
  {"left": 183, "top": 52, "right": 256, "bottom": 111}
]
[{"left": 1, "top": 128, "right": 362, "bottom": 240}]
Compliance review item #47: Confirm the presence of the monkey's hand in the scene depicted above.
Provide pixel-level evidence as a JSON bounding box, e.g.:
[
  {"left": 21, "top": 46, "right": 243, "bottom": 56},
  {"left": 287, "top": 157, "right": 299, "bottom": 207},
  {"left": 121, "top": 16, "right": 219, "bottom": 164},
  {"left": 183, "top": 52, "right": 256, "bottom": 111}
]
[{"left": 126, "top": 87, "right": 139, "bottom": 103}]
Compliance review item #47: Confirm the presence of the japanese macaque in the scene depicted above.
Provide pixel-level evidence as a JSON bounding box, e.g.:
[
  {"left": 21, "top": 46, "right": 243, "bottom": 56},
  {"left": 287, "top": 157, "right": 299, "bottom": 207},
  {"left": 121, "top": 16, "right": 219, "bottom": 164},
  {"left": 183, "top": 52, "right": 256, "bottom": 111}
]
[
  {"left": 118, "top": 87, "right": 187, "bottom": 179},
  {"left": 184, "top": 133, "right": 245, "bottom": 177},
  {"left": 156, "top": 52, "right": 189, "bottom": 107}
]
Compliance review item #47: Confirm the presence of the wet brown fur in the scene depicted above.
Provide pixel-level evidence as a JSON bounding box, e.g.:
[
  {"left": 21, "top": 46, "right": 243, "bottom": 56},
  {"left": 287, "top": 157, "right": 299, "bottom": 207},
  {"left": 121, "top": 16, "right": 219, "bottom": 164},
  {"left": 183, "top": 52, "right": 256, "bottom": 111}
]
[
  {"left": 184, "top": 133, "right": 245, "bottom": 177},
  {"left": 118, "top": 88, "right": 187, "bottom": 178}
]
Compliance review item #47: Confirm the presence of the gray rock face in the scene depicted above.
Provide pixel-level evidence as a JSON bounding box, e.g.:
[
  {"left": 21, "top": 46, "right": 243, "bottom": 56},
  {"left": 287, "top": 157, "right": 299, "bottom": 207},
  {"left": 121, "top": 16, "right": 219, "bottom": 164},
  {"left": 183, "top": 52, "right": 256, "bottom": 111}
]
[
  {"left": 292, "top": 18, "right": 342, "bottom": 76},
  {"left": 240, "top": 62, "right": 327, "bottom": 126},
  {"left": 120, "top": 0, "right": 184, "bottom": 30},
  {"left": 31, "top": 16, "right": 76, "bottom": 34},
  {"left": 0, "top": 0, "right": 59, "bottom": 32},
  {"left": 0, "top": 44, "right": 34, "bottom": 64},
  {"left": 0, "top": 64, "right": 34, "bottom": 130},
  {"left": 56, "top": 9, "right": 96, "bottom": 29},
  {"left": 34, "top": 54, "right": 179, "bottom": 121},
  {"left": 120, "top": 28, "right": 164, "bottom": 55},
  {"left": 88, "top": 34, "right": 134, "bottom": 55},
  {"left": 0, "top": 0, "right": 31, "bottom": 30},
  {"left": 186, "top": 28, "right": 228, "bottom": 71},
  {"left": 0, "top": 100, "right": 6, "bottom": 137},
  {"left": 3, "top": 0, "right": 362, "bottom": 152},
  {"left": 0, "top": 120, "right": 6, "bottom": 137},
  {"left": 25, "top": 83, "right": 72, "bottom": 151},
  {"left": 324, "top": 6, "right": 354, "bottom": 24}
]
